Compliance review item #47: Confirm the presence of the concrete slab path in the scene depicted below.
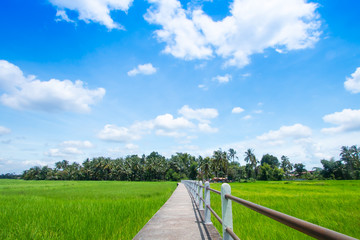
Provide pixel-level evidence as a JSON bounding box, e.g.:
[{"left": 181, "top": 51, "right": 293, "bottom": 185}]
[{"left": 133, "top": 183, "right": 222, "bottom": 240}]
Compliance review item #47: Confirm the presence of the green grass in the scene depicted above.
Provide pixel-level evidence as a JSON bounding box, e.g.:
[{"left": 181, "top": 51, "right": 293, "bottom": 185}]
[
  {"left": 210, "top": 180, "right": 360, "bottom": 240},
  {"left": 0, "top": 180, "right": 176, "bottom": 240}
]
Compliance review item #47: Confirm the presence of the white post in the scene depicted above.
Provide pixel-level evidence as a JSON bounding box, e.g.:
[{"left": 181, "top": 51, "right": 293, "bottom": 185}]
[
  {"left": 199, "top": 180, "right": 203, "bottom": 210},
  {"left": 204, "top": 181, "right": 211, "bottom": 224},
  {"left": 221, "top": 183, "right": 233, "bottom": 240},
  {"left": 191, "top": 181, "right": 195, "bottom": 198},
  {"left": 196, "top": 181, "right": 199, "bottom": 205}
]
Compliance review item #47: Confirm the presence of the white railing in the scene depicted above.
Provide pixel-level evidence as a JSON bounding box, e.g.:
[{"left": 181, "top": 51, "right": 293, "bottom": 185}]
[{"left": 182, "top": 180, "right": 356, "bottom": 240}]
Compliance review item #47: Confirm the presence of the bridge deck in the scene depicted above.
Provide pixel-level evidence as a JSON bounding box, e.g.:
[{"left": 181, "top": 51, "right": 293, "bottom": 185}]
[{"left": 133, "top": 183, "right": 222, "bottom": 240}]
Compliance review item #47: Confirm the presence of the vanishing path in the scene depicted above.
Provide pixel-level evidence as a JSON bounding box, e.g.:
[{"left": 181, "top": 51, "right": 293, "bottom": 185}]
[{"left": 133, "top": 183, "right": 222, "bottom": 240}]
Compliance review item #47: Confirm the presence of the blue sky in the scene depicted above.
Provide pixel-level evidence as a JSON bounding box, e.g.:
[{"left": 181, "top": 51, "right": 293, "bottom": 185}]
[{"left": 1, "top": 0, "right": 360, "bottom": 174}]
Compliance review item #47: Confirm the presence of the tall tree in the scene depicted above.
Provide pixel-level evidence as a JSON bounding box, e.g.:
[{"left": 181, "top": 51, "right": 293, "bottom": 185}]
[
  {"left": 280, "top": 155, "right": 293, "bottom": 178},
  {"left": 212, "top": 149, "right": 228, "bottom": 177},
  {"left": 260, "top": 154, "right": 280, "bottom": 168},
  {"left": 228, "top": 148, "right": 237, "bottom": 163},
  {"left": 294, "top": 163, "right": 306, "bottom": 177},
  {"left": 244, "top": 148, "right": 258, "bottom": 178}
]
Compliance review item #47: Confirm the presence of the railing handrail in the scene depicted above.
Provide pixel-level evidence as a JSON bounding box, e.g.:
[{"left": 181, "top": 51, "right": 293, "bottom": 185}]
[{"left": 182, "top": 180, "right": 357, "bottom": 240}]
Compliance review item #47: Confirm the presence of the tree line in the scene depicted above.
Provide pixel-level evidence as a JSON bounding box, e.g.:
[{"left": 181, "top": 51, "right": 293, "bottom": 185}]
[{"left": 18, "top": 145, "right": 360, "bottom": 181}]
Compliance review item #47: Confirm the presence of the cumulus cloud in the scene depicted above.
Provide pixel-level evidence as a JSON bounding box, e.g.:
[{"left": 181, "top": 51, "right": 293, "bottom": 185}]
[
  {"left": 344, "top": 67, "right": 360, "bottom": 93},
  {"left": 243, "top": 115, "right": 252, "bottom": 120},
  {"left": 125, "top": 143, "right": 139, "bottom": 150},
  {"left": 98, "top": 124, "right": 142, "bottom": 142},
  {"left": 128, "top": 63, "right": 157, "bottom": 76},
  {"left": 178, "top": 105, "right": 218, "bottom": 123},
  {"left": 0, "top": 126, "right": 11, "bottom": 136},
  {"left": 145, "top": 0, "right": 212, "bottom": 60},
  {"left": 198, "top": 123, "right": 218, "bottom": 133},
  {"left": 232, "top": 107, "right": 244, "bottom": 114},
  {"left": 49, "top": 0, "right": 134, "bottom": 29},
  {"left": 55, "top": 10, "right": 75, "bottom": 23},
  {"left": 145, "top": 0, "right": 321, "bottom": 67},
  {"left": 213, "top": 74, "right": 231, "bottom": 83},
  {"left": 46, "top": 140, "right": 95, "bottom": 157},
  {"left": 322, "top": 109, "right": 360, "bottom": 133},
  {"left": 258, "top": 123, "right": 312, "bottom": 142},
  {"left": 0, "top": 60, "right": 105, "bottom": 113},
  {"left": 99, "top": 105, "right": 219, "bottom": 142},
  {"left": 154, "top": 114, "right": 194, "bottom": 129},
  {"left": 155, "top": 129, "right": 186, "bottom": 138},
  {"left": 47, "top": 147, "right": 83, "bottom": 157},
  {"left": 60, "top": 140, "right": 94, "bottom": 148}
]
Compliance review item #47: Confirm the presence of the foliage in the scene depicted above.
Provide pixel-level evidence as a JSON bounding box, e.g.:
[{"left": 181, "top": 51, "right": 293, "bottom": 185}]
[
  {"left": 19, "top": 145, "right": 360, "bottom": 182},
  {"left": 260, "top": 154, "right": 280, "bottom": 168}
]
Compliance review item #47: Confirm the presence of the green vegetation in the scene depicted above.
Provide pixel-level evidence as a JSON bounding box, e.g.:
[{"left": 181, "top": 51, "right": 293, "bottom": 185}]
[
  {"left": 0, "top": 180, "right": 176, "bottom": 240},
  {"left": 209, "top": 180, "right": 360, "bottom": 240},
  {"left": 17, "top": 145, "right": 360, "bottom": 182}
]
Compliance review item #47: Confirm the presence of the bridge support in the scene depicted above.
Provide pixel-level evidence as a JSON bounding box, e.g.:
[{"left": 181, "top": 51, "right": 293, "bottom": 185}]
[
  {"left": 204, "top": 181, "right": 211, "bottom": 224},
  {"left": 221, "top": 183, "right": 233, "bottom": 240}
]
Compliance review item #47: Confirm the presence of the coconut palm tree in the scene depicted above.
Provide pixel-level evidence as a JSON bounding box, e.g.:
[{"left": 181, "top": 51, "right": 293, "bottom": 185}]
[
  {"left": 244, "top": 148, "right": 258, "bottom": 178},
  {"left": 228, "top": 148, "right": 238, "bottom": 163}
]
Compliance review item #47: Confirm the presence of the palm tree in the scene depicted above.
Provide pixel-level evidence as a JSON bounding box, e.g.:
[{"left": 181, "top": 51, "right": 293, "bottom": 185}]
[
  {"left": 200, "top": 156, "right": 211, "bottom": 181},
  {"left": 228, "top": 148, "right": 237, "bottom": 163},
  {"left": 212, "top": 149, "right": 228, "bottom": 177},
  {"left": 244, "top": 149, "right": 257, "bottom": 167},
  {"left": 244, "top": 148, "right": 258, "bottom": 178}
]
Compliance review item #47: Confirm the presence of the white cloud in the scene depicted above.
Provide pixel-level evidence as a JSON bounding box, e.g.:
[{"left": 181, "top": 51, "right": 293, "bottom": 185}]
[
  {"left": 46, "top": 147, "right": 83, "bottom": 157},
  {"left": 0, "top": 126, "right": 11, "bottom": 136},
  {"left": 60, "top": 140, "right": 94, "bottom": 148},
  {"left": 145, "top": 0, "right": 212, "bottom": 60},
  {"left": 232, "top": 107, "right": 244, "bottom": 114},
  {"left": 155, "top": 129, "right": 186, "bottom": 137},
  {"left": 98, "top": 124, "right": 142, "bottom": 142},
  {"left": 55, "top": 10, "right": 75, "bottom": 23},
  {"left": 22, "top": 160, "right": 48, "bottom": 167},
  {"left": 258, "top": 123, "right": 312, "bottom": 141},
  {"left": 242, "top": 73, "right": 251, "bottom": 78},
  {"left": 344, "top": 67, "right": 360, "bottom": 93},
  {"left": 154, "top": 114, "right": 194, "bottom": 129},
  {"left": 49, "top": 0, "right": 134, "bottom": 30},
  {"left": 322, "top": 109, "right": 360, "bottom": 133},
  {"left": 0, "top": 60, "right": 105, "bottom": 113},
  {"left": 198, "top": 123, "right": 218, "bottom": 133},
  {"left": 213, "top": 74, "right": 231, "bottom": 83},
  {"left": 145, "top": 0, "right": 321, "bottom": 67},
  {"left": 125, "top": 143, "right": 139, "bottom": 150},
  {"left": 178, "top": 105, "right": 218, "bottom": 123},
  {"left": 243, "top": 115, "right": 252, "bottom": 120},
  {"left": 99, "top": 105, "right": 218, "bottom": 142},
  {"left": 254, "top": 110, "right": 263, "bottom": 114},
  {"left": 127, "top": 63, "right": 157, "bottom": 76},
  {"left": 198, "top": 84, "right": 208, "bottom": 90},
  {"left": 46, "top": 140, "right": 95, "bottom": 157}
]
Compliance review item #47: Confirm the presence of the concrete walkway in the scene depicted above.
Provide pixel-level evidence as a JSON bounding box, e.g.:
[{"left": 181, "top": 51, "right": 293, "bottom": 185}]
[{"left": 133, "top": 183, "right": 222, "bottom": 240}]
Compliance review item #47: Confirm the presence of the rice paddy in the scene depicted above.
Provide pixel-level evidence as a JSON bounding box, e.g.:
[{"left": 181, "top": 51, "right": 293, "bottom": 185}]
[
  {"left": 0, "top": 180, "right": 176, "bottom": 240},
  {"left": 209, "top": 180, "right": 360, "bottom": 240}
]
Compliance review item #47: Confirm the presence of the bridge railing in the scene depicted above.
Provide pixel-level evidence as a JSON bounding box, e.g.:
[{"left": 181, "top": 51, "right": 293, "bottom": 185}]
[{"left": 182, "top": 180, "right": 357, "bottom": 240}]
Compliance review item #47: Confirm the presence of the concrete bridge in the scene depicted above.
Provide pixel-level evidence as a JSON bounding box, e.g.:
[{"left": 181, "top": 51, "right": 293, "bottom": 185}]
[
  {"left": 133, "top": 183, "right": 222, "bottom": 240},
  {"left": 134, "top": 180, "right": 357, "bottom": 240}
]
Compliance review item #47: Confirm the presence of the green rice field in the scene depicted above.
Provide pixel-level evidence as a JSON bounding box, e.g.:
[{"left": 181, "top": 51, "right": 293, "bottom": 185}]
[
  {"left": 0, "top": 180, "right": 176, "bottom": 240},
  {"left": 209, "top": 180, "right": 360, "bottom": 240}
]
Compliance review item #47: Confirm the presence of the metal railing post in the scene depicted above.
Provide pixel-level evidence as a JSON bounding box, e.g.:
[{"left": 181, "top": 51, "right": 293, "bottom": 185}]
[
  {"left": 204, "top": 181, "right": 211, "bottom": 224},
  {"left": 192, "top": 181, "right": 194, "bottom": 200},
  {"left": 199, "top": 180, "right": 203, "bottom": 210},
  {"left": 195, "top": 181, "right": 197, "bottom": 201},
  {"left": 196, "top": 181, "right": 199, "bottom": 206},
  {"left": 221, "top": 183, "right": 233, "bottom": 240}
]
